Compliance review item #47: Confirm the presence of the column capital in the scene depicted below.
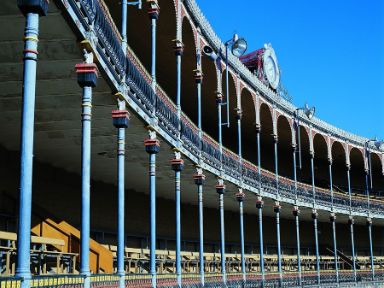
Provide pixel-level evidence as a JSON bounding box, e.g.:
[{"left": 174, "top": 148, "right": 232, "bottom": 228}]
[
  {"left": 312, "top": 209, "right": 318, "bottom": 219},
  {"left": 215, "top": 91, "right": 223, "bottom": 104},
  {"left": 144, "top": 130, "right": 160, "bottom": 154},
  {"left": 273, "top": 134, "right": 278, "bottom": 143},
  {"left": 235, "top": 108, "right": 243, "bottom": 121},
  {"left": 171, "top": 150, "right": 184, "bottom": 172},
  {"left": 193, "top": 69, "right": 203, "bottom": 84},
  {"left": 147, "top": 0, "right": 160, "bottom": 19},
  {"left": 366, "top": 217, "right": 372, "bottom": 226},
  {"left": 328, "top": 157, "right": 333, "bottom": 165},
  {"left": 346, "top": 163, "right": 351, "bottom": 171},
  {"left": 330, "top": 212, "right": 336, "bottom": 222},
  {"left": 193, "top": 167, "right": 206, "bottom": 186},
  {"left": 292, "top": 206, "right": 300, "bottom": 217},
  {"left": 173, "top": 39, "right": 184, "bottom": 56},
  {"left": 18, "top": 0, "right": 49, "bottom": 16},
  {"left": 75, "top": 51, "right": 98, "bottom": 88},
  {"left": 112, "top": 109, "right": 130, "bottom": 128},
  {"left": 273, "top": 201, "right": 281, "bottom": 213},
  {"left": 256, "top": 197, "right": 264, "bottom": 209},
  {"left": 235, "top": 188, "right": 245, "bottom": 202},
  {"left": 255, "top": 123, "right": 261, "bottom": 132},
  {"left": 348, "top": 215, "right": 354, "bottom": 225},
  {"left": 215, "top": 178, "right": 225, "bottom": 195}
]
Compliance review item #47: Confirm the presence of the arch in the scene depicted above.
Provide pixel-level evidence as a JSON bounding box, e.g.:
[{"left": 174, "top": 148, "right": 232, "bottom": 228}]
[
  {"left": 277, "top": 115, "right": 293, "bottom": 178},
  {"left": 221, "top": 68, "right": 238, "bottom": 153},
  {"left": 179, "top": 17, "right": 198, "bottom": 125},
  {"left": 241, "top": 88, "right": 257, "bottom": 164},
  {"left": 370, "top": 153, "right": 384, "bottom": 196},
  {"left": 259, "top": 103, "right": 274, "bottom": 172},
  {"left": 313, "top": 133, "right": 329, "bottom": 189},
  {"left": 331, "top": 141, "right": 348, "bottom": 193},
  {"left": 350, "top": 147, "right": 366, "bottom": 195},
  {"left": 296, "top": 125, "right": 311, "bottom": 185}
]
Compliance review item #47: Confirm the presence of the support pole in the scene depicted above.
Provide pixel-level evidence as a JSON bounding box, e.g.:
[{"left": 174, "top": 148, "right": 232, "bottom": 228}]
[
  {"left": 148, "top": 1, "right": 159, "bottom": 91},
  {"left": 76, "top": 51, "right": 98, "bottom": 288},
  {"left": 193, "top": 169, "right": 206, "bottom": 286},
  {"left": 144, "top": 130, "right": 160, "bottom": 288},
  {"left": 216, "top": 93, "right": 223, "bottom": 163},
  {"left": 236, "top": 189, "right": 246, "bottom": 284},
  {"left": 16, "top": 2, "right": 48, "bottom": 287},
  {"left": 347, "top": 166, "right": 357, "bottom": 282},
  {"left": 329, "top": 159, "right": 339, "bottom": 283},
  {"left": 216, "top": 178, "right": 226, "bottom": 284},
  {"left": 121, "top": 0, "right": 128, "bottom": 53},
  {"left": 171, "top": 151, "right": 184, "bottom": 288},
  {"left": 194, "top": 69, "right": 203, "bottom": 146},
  {"left": 293, "top": 207, "right": 301, "bottom": 286},
  {"left": 112, "top": 103, "right": 129, "bottom": 288},
  {"left": 310, "top": 153, "right": 320, "bottom": 285},
  {"left": 367, "top": 218, "right": 375, "bottom": 280},
  {"left": 174, "top": 40, "right": 183, "bottom": 134},
  {"left": 274, "top": 203, "right": 282, "bottom": 286},
  {"left": 256, "top": 197, "right": 265, "bottom": 287}
]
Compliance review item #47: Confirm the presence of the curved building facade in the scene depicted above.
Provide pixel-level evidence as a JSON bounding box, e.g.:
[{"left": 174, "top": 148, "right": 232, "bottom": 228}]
[{"left": 0, "top": 0, "right": 383, "bottom": 287}]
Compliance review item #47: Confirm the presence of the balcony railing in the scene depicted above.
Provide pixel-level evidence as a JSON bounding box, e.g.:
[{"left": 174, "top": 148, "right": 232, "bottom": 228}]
[{"left": 67, "top": 0, "right": 384, "bottom": 217}]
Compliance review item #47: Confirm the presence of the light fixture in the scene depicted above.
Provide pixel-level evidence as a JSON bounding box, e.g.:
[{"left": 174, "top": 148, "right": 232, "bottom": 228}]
[
  {"left": 231, "top": 35, "right": 247, "bottom": 58},
  {"left": 202, "top": 45, "right": 219, "bottom": 61},
  {"left": 304, "top": 104, "right": 316, "bottom": 120},
  {"left": 374, "top": 141, "right": 384, "bottom": 152}
]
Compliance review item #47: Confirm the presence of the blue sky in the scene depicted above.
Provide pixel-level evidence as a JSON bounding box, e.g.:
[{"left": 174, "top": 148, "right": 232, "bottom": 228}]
[{"left": 196, "top": 0, "right": 383, "bottom": 139}]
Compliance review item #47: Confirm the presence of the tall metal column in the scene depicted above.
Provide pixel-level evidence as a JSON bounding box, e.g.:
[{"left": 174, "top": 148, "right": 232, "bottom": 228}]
[
  {"left": 216, "top": 92, "right": 223, "bottom": 162},
  {"left": 273, "top": 135, "right": 282, "bottom": 286},
  {"left": 76, "top": 51, "right": 98, "bottom": 288},
  {"left": 194, "top": 168, "right": 206, "bottom": 286},
  {"left": 274, "top": 203, "right": 282, "bottom": 286},
  {"left": 194, "top": 69, "right": 203, "bottom": 145},
  {"left": 144, "top": 130, "right": 160, "bottom": 288},
  {"left": 367, "top": 218, "right": 375, "bottom": 280},
  {"left": 293, "top": 207, "right": 301, "bottom": 285},
  {"left": 216, "top": 178, "right": 226, "bottom": 284},
  {"left": 347, "top": 166, "right": 357, "bottom": 282},
  {"left": 16, "top": 2, "right": 48, "bottom": 288},
  {"left": 310, "top": 152, "right": 320, "bottom": 285},
  {"left": 292, "top": 139, "right": 302, "bottom": 285},
  {"left": 171, "top": 151, "right": 184, "bottom": 287},
  {"left": 328, "top": 158, "right": 339, "bottom": 283},
  {"left": 174, "top": 40, "right": 183, "bottom": 133},
  {"left": 148, "top": 1, "right": 159, "bottom": 91},
  {"left": 236, "top": 189, "right": 246, "bottom": 283},
  {"left": 112, "top": 102, "right": 129, "bottom": 288},
  {"left": 256, "top": 198, "right": 265, "bottom": 287}
]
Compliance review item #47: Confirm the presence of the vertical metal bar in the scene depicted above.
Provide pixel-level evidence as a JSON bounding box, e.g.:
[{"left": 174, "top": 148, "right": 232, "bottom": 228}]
[
  {"left": 329, "top": 161, "right": 339, "bottom": 283},
  {"left": 367, "top": 219, "right": 375, "bottom": 280},
  {"left": 257, "top": 200, "right": 265, "bottom": 287},
  {"left": 121, "top": 0, "right": 128, "bottom": 52},
  {"left": 225, "top": 45, "right": 230, "bottom": 128},
  {"left": 347, "top": 168, "right": 357, "bottom": 282},
  {"left": 198, "top": 183, "right": 204, "bottom": 286},
  {"left": 150, "top": 18, "right": 157, "bottom": 90},
  {"left": 16, "top": 12, "right": 40, "bottom": 288},
  {"left": 274, "top": 137, "right": 279, "bottom": 195},
  {"left": 149, "top": 152, "right": 156, "bottom": 288},
  {"left": 218, "top": 101, "right": 223, "bottom": 162},
  {"left": 175, "top": 169, "right": 181, "bottom": 287},
  {"left": 256, "top": 128, "right": 261, "bottom": 190},
  {"left": 80, "top": 85, "right": 92, "bottom": 288},
  {"left": 219, "top": 193, "right": 226, "bottom": 284},
  {"left": 238, "top": 196, "right": 246, "bottom": 283},
  {"left": 275, "top": 206, "right": 282, "bottom": 286},
  {"left": 197, "top": 81, "right": 202, "bottom": 143},
  {"left": 117, "top": 127, "right": 126, "bottom": 288},
  {"left": 294, "top": 210, "right": 301, "bottom": 285},
  {"left": 176, "top": 53, "right": 181, "bottom": 132},
  {"left": 297, "top": 117, "right": 302, "bottom": 169},
  {"left": 310, "top": 154, "right": 320, "bottom": 285}
]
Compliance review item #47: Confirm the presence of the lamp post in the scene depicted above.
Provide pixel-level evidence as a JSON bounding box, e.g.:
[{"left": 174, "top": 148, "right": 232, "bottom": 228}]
[{"left": 364, "top": 139, "right": 384, "bottom": 280}]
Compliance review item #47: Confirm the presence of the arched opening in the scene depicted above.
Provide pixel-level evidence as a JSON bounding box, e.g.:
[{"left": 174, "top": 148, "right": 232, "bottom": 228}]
[
  {"left": 180, "top": 18, "right": 198, "bottom": 124},
  {"left": 350, "top": 148, "right": 365, "bottom": 195},
  {"left": 370, "top": 153, "right": 384, "bottom": 197},
  {"left": 331, "top": 142, "right": 347, "bottom": 193},
  {"left": 313, "top": 134, "right": 329, "bottom": 189},
  {"left": 201, "top": 50, "right": 219, "bottom": 141},
  {"left": 296, "top": 126, "right": 311, "bottom": 185},
  {"left": 241, "top": 89, "right": 257, "bottom": 164},
  {"left": 277, "top": 115, "right": 293, "bottom": 178},
  {"left": 221, "top": 69, "right": 238, "bottom": 153},
  {"left": 259, "top": 103, "right": 274, "bottom": 172}
]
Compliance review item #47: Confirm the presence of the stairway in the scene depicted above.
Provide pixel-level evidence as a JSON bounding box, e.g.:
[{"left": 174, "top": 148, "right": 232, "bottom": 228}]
[
  {"left": 31, "top": 218, "right": 113, "bottom": 273},
  {"left": 327, "top": 247, "right": 361, "bottom": 269}
]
